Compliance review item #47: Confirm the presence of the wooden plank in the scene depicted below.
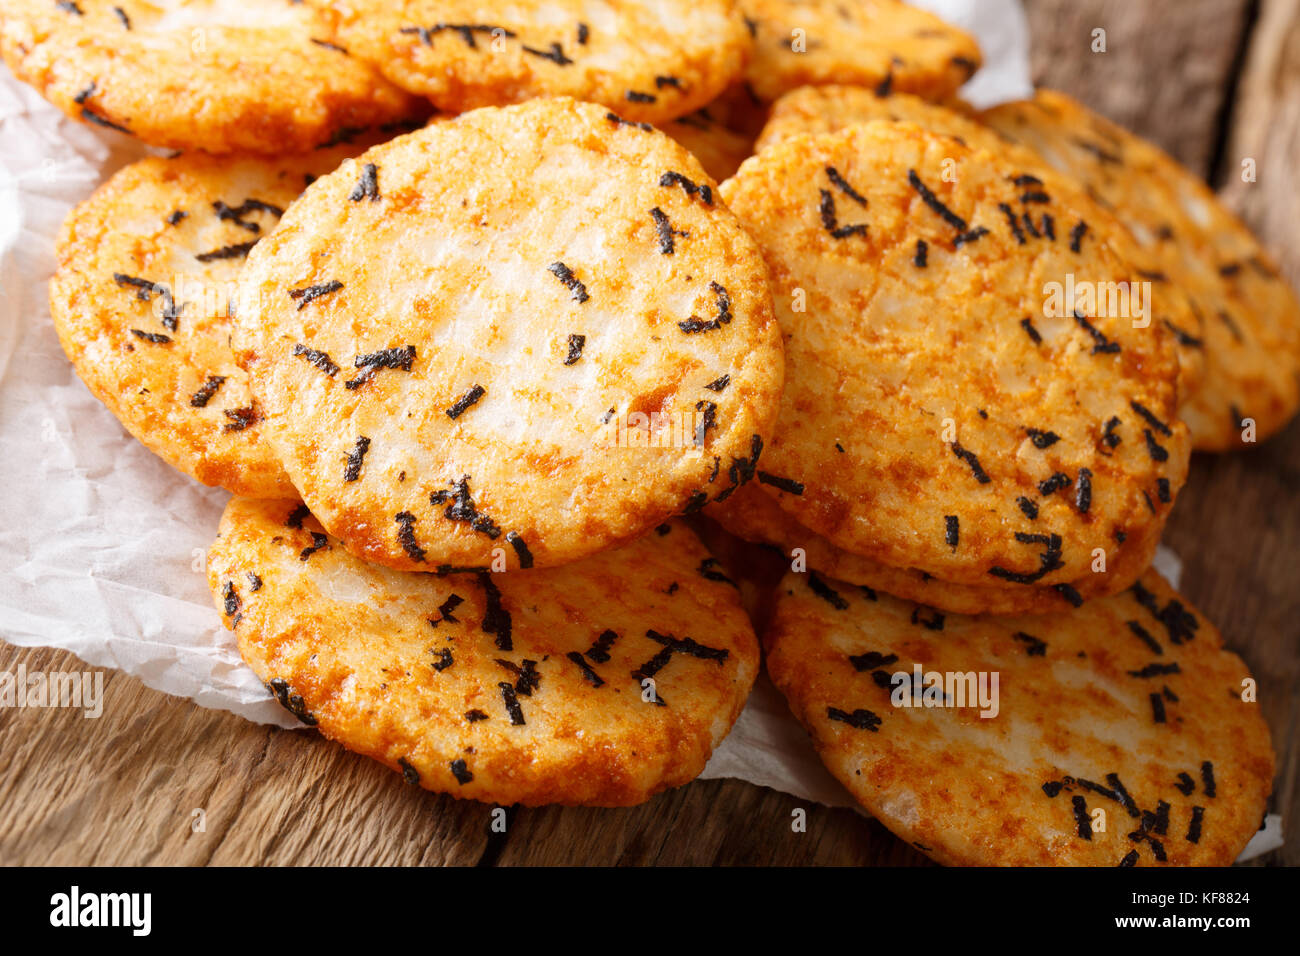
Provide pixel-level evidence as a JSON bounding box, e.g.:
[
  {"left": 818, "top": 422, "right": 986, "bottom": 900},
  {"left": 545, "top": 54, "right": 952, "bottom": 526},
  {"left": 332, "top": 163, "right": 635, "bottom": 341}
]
[
  {"left": 0, "top": 643, "right": 491, "bottom": 866},
  {"left": 1023, "top": 0, "right": 1253, "bottom": 177},
  {"left": 1219, "top": 0, "right": 1300, "bottom": 285}
]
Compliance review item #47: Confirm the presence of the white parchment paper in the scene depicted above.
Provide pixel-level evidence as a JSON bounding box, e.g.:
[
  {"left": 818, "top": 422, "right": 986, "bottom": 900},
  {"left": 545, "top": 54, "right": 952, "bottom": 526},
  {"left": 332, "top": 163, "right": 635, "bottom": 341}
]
[{"left": 0, "top": 0, "right": 1281, "bottom": 860}]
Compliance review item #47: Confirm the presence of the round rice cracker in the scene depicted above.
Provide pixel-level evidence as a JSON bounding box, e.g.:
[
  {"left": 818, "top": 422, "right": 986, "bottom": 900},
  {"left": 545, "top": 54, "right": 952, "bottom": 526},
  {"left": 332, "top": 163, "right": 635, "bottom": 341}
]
[
  {"left": 708, "top": 484, "right": 1164, "bottom": 616},
  {"left": 208, "top": 497, "right": 759, "bottom": 807},
  {"left": 753, "top": 85, "right": 1208, "bottom": 404},
  {"left": 234, "top": 98, "right": 784, "bottom": 573},
  {"left": 720, "top": 122, "right": 1190, "bottom": 591},
  {"left": 983, "top": 90, "right": 1300, "bottom": 450},
  {"left": 49, "top": 146, "right": 388, "bottom": 498},
  {"left": 765, "top": 567, "right": 1275, "bottom": 865},
  {"left": 306, "top": 0, "right": 752, "bottom": 125},
  {"left": 0, "top": 0, "right": 423, "bottom": 154},
  {"left": 740, "top": 0, "right": 981, "bottom": 103}
]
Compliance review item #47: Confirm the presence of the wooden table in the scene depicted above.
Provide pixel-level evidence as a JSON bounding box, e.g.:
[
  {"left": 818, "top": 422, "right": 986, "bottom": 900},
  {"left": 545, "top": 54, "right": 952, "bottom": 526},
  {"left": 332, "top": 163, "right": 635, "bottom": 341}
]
[{"left": 1, "top": 0, "right": 1296, "bottom": 866}]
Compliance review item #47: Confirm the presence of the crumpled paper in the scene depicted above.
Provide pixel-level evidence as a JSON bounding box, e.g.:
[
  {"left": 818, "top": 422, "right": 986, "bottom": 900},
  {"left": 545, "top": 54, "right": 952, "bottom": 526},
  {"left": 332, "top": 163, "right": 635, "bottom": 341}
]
[{"left": 0, "top": 0, "right": 1280, "bottom": 860}]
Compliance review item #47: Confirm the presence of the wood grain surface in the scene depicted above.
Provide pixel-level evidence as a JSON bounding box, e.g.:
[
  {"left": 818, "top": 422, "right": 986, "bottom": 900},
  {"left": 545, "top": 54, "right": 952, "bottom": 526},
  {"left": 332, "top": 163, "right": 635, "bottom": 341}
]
[{"left": 0, "top": 0, "right": 1296, "bottom": 866}]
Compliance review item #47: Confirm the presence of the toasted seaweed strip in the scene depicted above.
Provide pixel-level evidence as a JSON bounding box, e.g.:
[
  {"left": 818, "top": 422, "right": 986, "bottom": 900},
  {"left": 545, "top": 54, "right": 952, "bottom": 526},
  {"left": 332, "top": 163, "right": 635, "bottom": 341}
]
[
  {"left": 914, "top": 239, "right": 928, "bottom": 268},
  {"left": 450, "top": 759, "right": 473, "bottom": 784},
  {"left": 195, "top": 241, "right": 258, "bottom": 262},
  {"left": 266, "top": 678, "right": 317, "bottom": 726},
  {"left": 446, "top": 384, "right": 486, "bottom": 419},
  {"left": 222, "top": 406, "right": 259, "bottom": 432},
  {"left": 523, "top": 42, "right": 573, "bottom": 65},
  {"left": 398, "top": 757, "right": 420, "bottom": 784},
  {"left": 659, "top": 171, "right": 713, "bottom": 205},
  {"left": 431, "top": 476, "right": 500, "bottom": 538},
  {"left": 950, "top": 442, "right": 991, "bottom": 484},
  {"left": 807, "top": 572, "right": 849, "bottom": 610},
  {"left": 605, "top": 111, "right": 652, "bottom": 131},
  {"left": 293, "top": 343, "right": 340, "bottom": 377},
  {"left": 567, "top": 651, "right": 605, "bottom": 687},
  {"left": 547, "top": 261, "right": 590, "bottom": 303},
  {"left": 346, "top": 345, "right": 416, "bottom": 389},
  {"left": 505, "top": 531, "right": 533, "bottom": 568},
  {"left": 827, "top": 707, "right": 882, "bottom": 731},
  {"left": 818, "top": 189, "right": 867, "bottom": 239},
  {"left": 289, "top": 280, "right": 344, "bottom": 310},
  {"left": 189, "top": 375, "right": 227, "bottom": 408},
  {"left": 477, "top": 572, "right": 512, "bottom": 651},
  {"left": 705, "top": 374, "right": 730, "bottom": 391},
  {"left": 343, "top": 436, "right": 371, "bottom": 482},
  {"left": 826, "top": 166, "right": 867, "bottom": 206},
  {"left": 1012, "top": 631, "right": 1046, "bottom": 656},
  {"left": 348, "top": 163, "right": 380, "bottom": 202},
  {"left": 394, "top": 511, "right": 425, "bottom": 562},
  {"left": 944, "top": 515, "right": 960, "bottom": 550},
  {"left": 499, "top": 682, "right": 526, "bottom": 725},
  {"left": 626, "top": 90, "right": 657, "bottom": 103}
]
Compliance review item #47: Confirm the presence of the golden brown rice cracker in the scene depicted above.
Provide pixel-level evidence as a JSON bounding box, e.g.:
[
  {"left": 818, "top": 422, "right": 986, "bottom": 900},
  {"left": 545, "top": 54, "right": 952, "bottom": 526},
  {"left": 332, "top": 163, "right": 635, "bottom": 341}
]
[
  {"left": 753, "top": 85, "right": 1208, "bottom": 403},
  {"left": 0, "top": 0, "right": 424, "bottom": 154},
  {"left": 740, "top": 0, "right": 981, "bottom": 103},
  {"left": 307, "top": 0, "right": 752, "bottom": 124},
  {"left": 983, "top": 89, "right": 1300, "bottom": 450},
  {"left": 721, "top": 121, "right": 1190, "bottom": 590},
  {"left": 765, "top": 566, "right": 1275, "bottom": 865},
  {"left": 49, "top": 146, "right": 378, "bottom": 497},
  {"left": 209, "top": 497, "right": 759, "bottom": 807},
  {"left": 234, "top": 98, "right": 784, "bottom": 573},
  {"left": 708, "top": 484, "right": 1162, "bottom": 616}
]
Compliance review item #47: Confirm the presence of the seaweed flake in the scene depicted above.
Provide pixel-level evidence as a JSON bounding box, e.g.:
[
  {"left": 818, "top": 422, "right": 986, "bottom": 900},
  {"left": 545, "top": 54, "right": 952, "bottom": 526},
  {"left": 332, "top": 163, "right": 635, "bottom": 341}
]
[
  {"left": 478, "top": 572, "right": 512, "bottom": 651},
  {"left": 1068, "top": 220, "right": 1088, "bottom": 253},
  {"left": 310, "top": 37, "right": 349, "bottom": 54},
  {"left": 1186, "top": 806, "right": 1204, "bottom": 843},
  {"left": 80, "top": 108, "right": 130, "bottom": 133},
  {"left": 757, "top": 471, "right": 803, "bottom": 495},
  {"left": 522, "top": 42, "right": 572, "bottom": 65},
  {"left": 505, "top": 531, "right": 533, "bottom": 569},
  {"left": 464, "top": 709, "right": 487, "bottom": 722},
  {"left": 1073, "top": 311, "right": 1120, "bottom": 354},
  {"left": 430, "top": 648, "right": 454, "bottom": 672},
  {"left": 911, "top": 607, "right": 944, "bottom": 630},
  {"left": 547, "top": 261, "right": 589, "bottom": 303},
  {"left": 907, "top": 168, "right": 967, "bottom": 231},
  {"left": 213, "top": 198, "right": 283, "bottom": 233},
  {"left": 1019, "top": 316, "right": 1043, "bottom": 344},
  {"left": 394, "top": 512, "right": 425, "bottom": 562},
  {"left": 1026, "top": 428, "right": 1060, "bottom": 449},
  {"left": 113, "top": 5, "right": 130, "bottom": 28},
  {"left": 585, "top": 629, "right": 618, "bottom": 663},
  {"left": 659, "top": 171, "right": 713, "bottom": 205},
  {"left": 1129, "top": 400, "right": 1172, "bottom": 437},
  {"left": 650, "top": 206, "right": 688, "bottom": 254},
  {"left": 818, "top": 189, "right": 867, "bottom": 239},
  {"left": 914, "top": 239, "right": 928, "bottom": 267},
  {"left": 222, "top": 405, "right": 259, "bottom": 431},
  {"left": 286, "top": 504, "right": 309, "bottom": 529},
  {"left": 1038, "top": 472, "right": 1071, "bottom": 496},
  {"left": 826, "top": 166, "right": 867, "bottom": 206},
  {"left": 292, "top": 343, "right": 340, "bottom": 377},
  {"left": 1101, "top": 415, "right": 1122, "bottom": 448},
  {"left": 827, "top": 707, "right": 882, "bottom": 731},
  {"left": 567, "top": 651, "right": 605, "bottom": 687},
  {"left": 1013, "top": 631, "right": 1046, "bottom": 656},
  {"left": 446, "top": 383, "right": 486, "bottom": 419},
  {"left": 577, "top": 22, "right": 589, "bottom": 44},
  {"left": 165, "top": 209, "right": 187, "bottom": 226},
  {"left": 626, "top": 90, "right": 657, "bottom": 103},
  {"left": 945, "top": 514, "right": 959, "bottom": 550},
  {"left": 1117, "top": 850, "right": 1138, "bottom": 866},
  {"left": 346, "top": 345, "right": 416, "bottom": 389},
  {"left": 299, "top": 532, "right": 328, "bottom": 561},
  {"left": 430, "top": 476, "right": 500, "bottom": 538},
  {"left": 189, "top": 375, "right": 227, "bottom": 408},
  {"left": 113, "top": 273, "right": 182, "bottom": 330},
  {"left": 1055, "top": 584, "right": 1083, "bottom": 607},
  {"left": 289, "top": 280, "right": 344, "bottom": 310},
  {"left": 1201, "top": 761, "right": 1216, "bottom": 798},
  {"left": 449, "top": 758, "right": 473, "bottom": 784},
  {"left": 266, "top": 678, "right": 317, "bottom": 725},
  {"left": 1149, "top": 693, "right": 1167, "bottom": 723},
  {"left": 848, "top": 651, "right": 898, "bottom": 672},
  {"left": 1142, "top": 429, "right": 1169, "bottom": 462},
  {"left": 1016, "top": 495, "right": 1039, "bottom": 519},
  {"left": 1174, "top": 772, "right": 1196, "bottom": 797},
  {"left": 807, "top": 572, "right": 848, "bottom": 610},
  {"left": 705, "top": 374, "right": 730, "bottom": 392},
  {"left": 348, "top": 162, "right": 380, "bottom": 202},
  {"left": 499, "top": 682, "right": 526, "bottom": 724},
  {"left": 950, "top": 442, "right": 991, "bottom": 483},
  {"left": 605, "top": 111, "right": 652, "bottom": 131},
  {"left": 999, "top": 202, "right": 1026, "bottom": 244},
  {"left": 343, "top": 436, "right": 370, "bottom": 482},
  {"left": 195, "top": 241, "right": 257, "bottom": 262},
  {"left": 1072, "top": 795, "right": 1092, "bottom": 839},
  {"left": 1075, "top": 467, "right": 1092, "bottom": 513},
  {"left": 678, "top": 280, "right": 733, "bottom": 333},
  {"left": 495, "top": 658, "right": 540, "bottom": 697}
]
